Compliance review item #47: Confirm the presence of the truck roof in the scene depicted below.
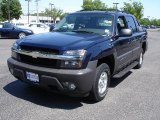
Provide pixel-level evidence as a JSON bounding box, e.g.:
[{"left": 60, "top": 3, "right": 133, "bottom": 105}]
[{"left": 73, "top": 10, "right": 134, "bottom": 17}]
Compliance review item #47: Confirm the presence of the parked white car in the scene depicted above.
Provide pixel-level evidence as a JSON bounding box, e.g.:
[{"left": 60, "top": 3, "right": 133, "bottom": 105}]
[
  {"left": 14, "top": 23, "right": 28, "bottom": 28},
  {"left": 27, "top": 23, "right": 50, "bottom": 34}
]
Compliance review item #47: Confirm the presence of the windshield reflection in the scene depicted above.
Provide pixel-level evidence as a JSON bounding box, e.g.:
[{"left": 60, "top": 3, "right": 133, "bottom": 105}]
[{"left": 54, "top": 13, "right": 114, "bottom": 36}]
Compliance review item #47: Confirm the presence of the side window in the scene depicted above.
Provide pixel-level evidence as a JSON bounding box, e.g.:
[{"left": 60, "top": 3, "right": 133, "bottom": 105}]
[
  {"left": 37, "top": 24, "right": 41, "bottom": 27},
  {"left": 39, "top": 24, "right": 45, "bottom": 28},
  {"left": 126, "top": 16, "right": 137, "bottom": 33},
  {"left": 29, "top": 24, "right": 33, "bottom": 27},
  {"left": 29, "top": 24, "right": 37, "bottom": 27},
  {"left": 3, "top": 23, "right": 13, "bottom": 28},
  {"left": 117, "top": 16, "right": 127, "bottom": 33}
]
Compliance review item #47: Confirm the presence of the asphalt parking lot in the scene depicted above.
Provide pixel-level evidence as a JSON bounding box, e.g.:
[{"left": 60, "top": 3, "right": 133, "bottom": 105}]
[{"left": 0, "top": 31, "right": 160, "bottom": 120}]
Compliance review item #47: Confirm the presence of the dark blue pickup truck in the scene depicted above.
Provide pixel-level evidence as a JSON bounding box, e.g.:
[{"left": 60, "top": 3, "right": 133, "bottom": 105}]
[{"left": 7, "top": 11, "right": 148, "bottom": 102}]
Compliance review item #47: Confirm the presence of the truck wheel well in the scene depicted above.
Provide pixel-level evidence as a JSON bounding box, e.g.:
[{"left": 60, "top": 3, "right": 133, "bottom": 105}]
[
  {"left": 97, "top": 55, "right": 115, "bottom": 75},
  {"left": 142, "top": 42, "right": 146, "bottom": 53}
]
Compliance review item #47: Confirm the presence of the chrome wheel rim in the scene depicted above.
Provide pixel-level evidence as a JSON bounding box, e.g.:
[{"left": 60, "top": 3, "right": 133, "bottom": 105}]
[
  {"left": 98, "top": 72, "right": 108, "bottom": 95},
  {"left": 139, "top": 53, "right": 143, "bottom": 65},
  {"left": 19, "top": 33, "right": 26, "bottom": 39}
]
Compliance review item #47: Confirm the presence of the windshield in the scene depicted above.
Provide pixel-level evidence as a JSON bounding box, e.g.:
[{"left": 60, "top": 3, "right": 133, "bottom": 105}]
[{"left": 54, "top": 13, "right": 114, "bottom": 36}]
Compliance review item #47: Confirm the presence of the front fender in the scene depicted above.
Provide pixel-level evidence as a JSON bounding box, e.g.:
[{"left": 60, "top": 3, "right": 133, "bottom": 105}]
[{"left": 82, "top": 39, "right": 115, "bottom": 68}]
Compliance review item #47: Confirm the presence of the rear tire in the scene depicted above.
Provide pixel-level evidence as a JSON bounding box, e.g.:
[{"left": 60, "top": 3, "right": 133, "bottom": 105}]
[
  {"left": 134, "top": 49, "right": 144, "bottom": 69},
  {"left": 89, "top": 63, "right": 110, "bottom": 102}
]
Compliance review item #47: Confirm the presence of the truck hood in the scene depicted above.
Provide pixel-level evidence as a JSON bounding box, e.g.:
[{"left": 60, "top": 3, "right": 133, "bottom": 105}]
[{"left": 18, "top": 32, "right": 108, "bottom": 51}]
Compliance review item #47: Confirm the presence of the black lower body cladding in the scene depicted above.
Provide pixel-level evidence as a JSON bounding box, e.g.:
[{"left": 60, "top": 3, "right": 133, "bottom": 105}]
[{"left": 7, "top": 58, "right": 97, "bottom": 96}]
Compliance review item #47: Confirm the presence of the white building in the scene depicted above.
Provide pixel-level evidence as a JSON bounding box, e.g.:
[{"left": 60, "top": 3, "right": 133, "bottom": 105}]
[{"left": 12, "top": 15, "right": 60, "bottom": 24}]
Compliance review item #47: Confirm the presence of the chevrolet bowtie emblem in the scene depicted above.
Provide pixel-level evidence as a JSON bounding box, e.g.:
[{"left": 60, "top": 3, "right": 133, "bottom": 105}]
[{"left": 31, "top": 51, "right": 40, "bottom": 58}]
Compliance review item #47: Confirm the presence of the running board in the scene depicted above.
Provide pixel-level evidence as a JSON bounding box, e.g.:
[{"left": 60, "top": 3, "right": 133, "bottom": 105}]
[{"left": 113, "top": 61, "right": 138, "bottom": 78}]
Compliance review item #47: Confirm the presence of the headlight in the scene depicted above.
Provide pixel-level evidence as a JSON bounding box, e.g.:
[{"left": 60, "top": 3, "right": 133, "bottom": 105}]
[
  {"left": 61, "top": 60, "right": 83, "bottom": 69},
  {"left": 61, "top": 50, "right": 86, "bottom": 69},
  {"left": 63, "top": 50, "right": 86, "bottom": 57},
  {"left": 26, "top": 30, "right": 33, "bottom": 33},
  {"left": 12, "top": 42, "right": 18, "bottom": 50},
  {"left": 11, "top": 42, "right": 19, "bottom": 59}
]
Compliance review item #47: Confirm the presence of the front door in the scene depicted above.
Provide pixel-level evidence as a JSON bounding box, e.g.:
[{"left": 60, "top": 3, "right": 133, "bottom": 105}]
[{"left": 113, "top": 16, "right": 133, "bottom": 70}]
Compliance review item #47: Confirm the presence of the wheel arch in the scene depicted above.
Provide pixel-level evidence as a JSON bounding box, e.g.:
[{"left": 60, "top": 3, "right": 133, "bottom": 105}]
[
  {"left": 142, "top": 42, "right": 147, "bottom": 53},
  {"left": 97, "top": 54, "right": 115, "bottom": 75}
]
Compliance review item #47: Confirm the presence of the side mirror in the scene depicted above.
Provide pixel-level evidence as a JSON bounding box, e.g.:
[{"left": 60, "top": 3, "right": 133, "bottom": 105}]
[{"left": 119, "top": 29, "right": 132, "bottom": 37}]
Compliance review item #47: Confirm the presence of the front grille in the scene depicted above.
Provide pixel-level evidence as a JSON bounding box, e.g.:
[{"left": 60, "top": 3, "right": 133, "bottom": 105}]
[
  {"left": 18, "top": 45, "right": 59, "bottom": 68},
  {"left": 19, "top": 54, "right": 58, "bottom": 68},
  {"left": 20, "top": 45, "right": 59, "bottom": 55}
]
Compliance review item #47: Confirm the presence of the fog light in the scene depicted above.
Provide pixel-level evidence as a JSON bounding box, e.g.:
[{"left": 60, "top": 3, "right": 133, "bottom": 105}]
[
  {"left": 63, "top": 82, "right": 76, "bottom": 91},
  {"left": 63, "top": 82, "right": 69, "bottom": 87},
  {"left": 69, "top": 83, "right": 76, "bottom": 90}
]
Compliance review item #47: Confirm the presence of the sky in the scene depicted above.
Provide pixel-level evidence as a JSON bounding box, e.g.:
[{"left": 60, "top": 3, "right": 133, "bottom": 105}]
[{"left": 20, "top": 0, "right": 160, "bottom": 19}]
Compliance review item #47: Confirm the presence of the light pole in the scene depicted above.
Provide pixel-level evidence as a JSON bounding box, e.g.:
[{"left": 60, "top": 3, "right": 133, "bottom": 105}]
[
  {"left": 113, "top": 3, "right": 119, "bottom": 10},
  {"left": 49, "top": 3, "right": 54, "bottom": 23},
  {"left": 8, "top": 0, "right": 11, "bottom": 22},
  {"left": 83, "top": 0, "right": 85, "bottom": 4},
  {"left": 35, "top": 0, "right": 40, "bottom": 23},
  {"left": 25, "top": 0, "right": 31, "bottom": 24}
]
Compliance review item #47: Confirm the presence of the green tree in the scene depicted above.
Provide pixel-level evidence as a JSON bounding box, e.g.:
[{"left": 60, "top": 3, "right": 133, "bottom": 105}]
[
  {"left": 140, "top": 18, "right": 150, "bottom": 25},
  {"left": 51, "top": 8, "right": 63, "bottom": 22},
  {"left": 150, "top": 19, "right": 159, "bottom": 26},
  {"left": 82, "top": 0, "right": 93, "bottom": 10},
  {"left": 107, "top": 7, "right": 117, "bottom": 11},
  {"left": 0, "top": 0, "right": 4, "bottom": 21},
  {"left": 140, "top": 18, "right": 160, "bottom": 26},
  {"left": 44, "top": 7, "right": 63, "bottom": 23},
  {"left": 82, "top": 0, "right": 107, "bottom": 11},
  {"left": 122, "top": 1, "right": 144, "bottom": 21},
  {"left": 60, "top": 12, "right": 68, "bottom": 19},
  {"left": 31, "top": 12, "right": 46, "bottom": 16},
  {"left": 0, "top": 0, "right": 22, "bottom": 21},
  {"left": 157, "top": 19, "right": 160, "bottom": 26}
]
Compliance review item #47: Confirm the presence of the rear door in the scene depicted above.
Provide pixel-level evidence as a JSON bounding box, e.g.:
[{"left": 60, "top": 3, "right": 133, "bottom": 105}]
[{"left": 125, "top": 16, "right": 142, "bottom": 61}]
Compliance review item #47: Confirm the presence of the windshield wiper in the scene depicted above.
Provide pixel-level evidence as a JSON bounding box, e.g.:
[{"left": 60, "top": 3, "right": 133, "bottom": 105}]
[{"left": 53, "top": 29, "right": 95, "bottom": 34}]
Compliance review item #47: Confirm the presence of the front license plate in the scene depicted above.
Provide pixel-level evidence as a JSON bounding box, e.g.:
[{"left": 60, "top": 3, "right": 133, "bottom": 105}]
[{"left": 26, "top": 72, "right": 39, "bottom": 83}]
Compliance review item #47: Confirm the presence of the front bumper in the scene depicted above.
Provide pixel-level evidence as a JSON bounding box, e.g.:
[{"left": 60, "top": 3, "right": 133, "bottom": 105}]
[{"left": 7, "top": 58, "right": 97, "bottom": 96}]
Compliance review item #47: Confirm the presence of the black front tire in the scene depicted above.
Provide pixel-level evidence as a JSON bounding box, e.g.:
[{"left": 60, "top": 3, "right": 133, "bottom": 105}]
[{"left": 89, "top": 63, "right": 110, "bottom": 102}]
